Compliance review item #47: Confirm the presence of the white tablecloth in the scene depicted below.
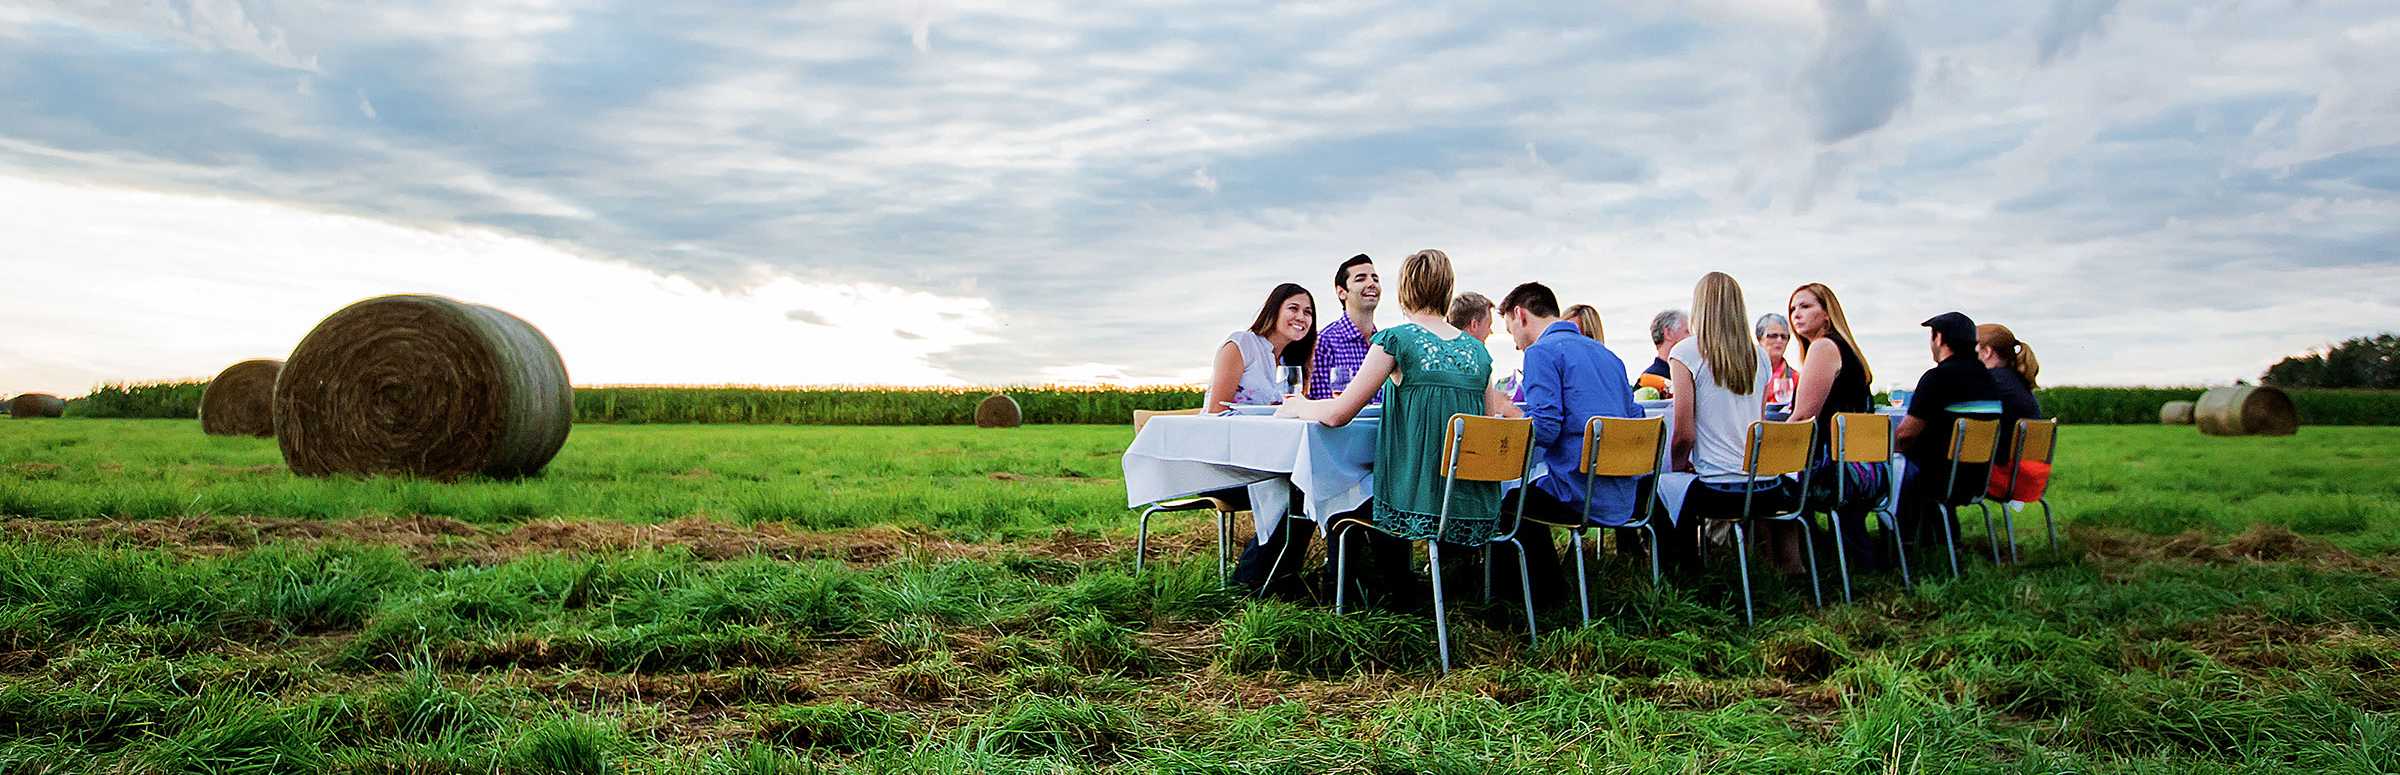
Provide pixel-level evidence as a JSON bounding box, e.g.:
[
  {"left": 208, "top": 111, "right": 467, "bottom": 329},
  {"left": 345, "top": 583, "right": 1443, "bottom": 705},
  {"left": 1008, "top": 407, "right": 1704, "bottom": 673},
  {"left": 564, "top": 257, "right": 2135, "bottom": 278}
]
[{"left": 1122, "top": 415, "right": 1380, "bottom": 543}]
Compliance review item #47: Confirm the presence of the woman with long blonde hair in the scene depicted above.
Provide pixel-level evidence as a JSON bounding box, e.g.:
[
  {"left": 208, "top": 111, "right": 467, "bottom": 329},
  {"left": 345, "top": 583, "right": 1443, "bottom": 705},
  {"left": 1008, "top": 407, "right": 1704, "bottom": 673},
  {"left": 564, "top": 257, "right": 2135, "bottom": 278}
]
[
  {"left": 1564, "top": 304, "right": 1604, "bottom": 342},
  {"left": 1653, "top": 272, "right": 1773, "bottom": 571},
  {"left": 1787, "top": 282, "right": 1884, "bottom": 570}
]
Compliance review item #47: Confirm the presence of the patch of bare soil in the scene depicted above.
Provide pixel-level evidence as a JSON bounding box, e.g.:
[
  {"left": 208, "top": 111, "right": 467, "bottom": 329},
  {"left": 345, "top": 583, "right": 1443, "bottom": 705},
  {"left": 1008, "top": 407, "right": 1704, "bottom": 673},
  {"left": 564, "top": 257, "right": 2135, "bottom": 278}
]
[
  {"left": 2070, "top": 523, "right": 2398, "bottom": 576},
  {"left": 0, "top": 514, "right": 1180, "bottom": 569}
]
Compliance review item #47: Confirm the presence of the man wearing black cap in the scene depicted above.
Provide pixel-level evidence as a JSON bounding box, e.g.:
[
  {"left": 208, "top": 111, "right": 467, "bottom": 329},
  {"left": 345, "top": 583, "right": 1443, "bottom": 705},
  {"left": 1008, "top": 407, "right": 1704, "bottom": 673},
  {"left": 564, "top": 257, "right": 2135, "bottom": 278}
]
[{"left": 1895, "top": 311, "right": 2004, "bottom": 552}]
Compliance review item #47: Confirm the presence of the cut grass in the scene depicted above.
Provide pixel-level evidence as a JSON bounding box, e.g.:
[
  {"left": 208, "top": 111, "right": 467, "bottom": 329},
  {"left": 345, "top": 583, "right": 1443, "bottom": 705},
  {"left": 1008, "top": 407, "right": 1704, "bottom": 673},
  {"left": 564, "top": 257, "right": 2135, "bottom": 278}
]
[{"left": 0, "top": 421, "right": 2395, "bottom": 770}]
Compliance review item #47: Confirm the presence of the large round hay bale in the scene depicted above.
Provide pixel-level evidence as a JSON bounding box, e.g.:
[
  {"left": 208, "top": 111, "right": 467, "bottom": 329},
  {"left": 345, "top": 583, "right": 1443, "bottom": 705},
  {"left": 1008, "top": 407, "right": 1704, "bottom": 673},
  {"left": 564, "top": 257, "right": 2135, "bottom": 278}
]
[
  {"left": 2158, "top": 400, "right": 2196, "bottom": 425},
  {"left": 2195, "top": 385, "right": 2298, "bottom": 437},
  {"left": 7, "top": 393, "right": 64, "bottom": 418},
  {"left": 273, "top": 294, "right": 572, "bottom": 480},
  {"left": 975, "top": 393, "right": 1022, "bottom": 428},
  {"left": 200, "top": 359, "right": 283, "bottom": 437}
]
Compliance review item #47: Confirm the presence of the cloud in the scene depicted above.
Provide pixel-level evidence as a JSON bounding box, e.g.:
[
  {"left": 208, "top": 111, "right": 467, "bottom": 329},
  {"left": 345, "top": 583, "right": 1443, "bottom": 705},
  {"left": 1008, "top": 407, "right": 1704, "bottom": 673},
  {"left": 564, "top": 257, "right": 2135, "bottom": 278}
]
[
  {"left": 2034, "top": 0, "right": 2120, "bottom": 65},
  {"left": 3, "top": 0, "right": 2399, "bottom": 390},
  {"left": 1796, "top": 0, "right": 1916, "bottom": 145},
  {"left": 785, "top": 309, "right": 831, "bottom": 326}
]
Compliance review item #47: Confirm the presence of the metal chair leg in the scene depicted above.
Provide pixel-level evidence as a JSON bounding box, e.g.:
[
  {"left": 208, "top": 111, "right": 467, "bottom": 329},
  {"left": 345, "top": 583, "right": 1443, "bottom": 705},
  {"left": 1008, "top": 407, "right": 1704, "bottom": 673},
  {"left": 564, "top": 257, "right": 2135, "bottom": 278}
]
[
  {"left": 2002, "top": 502, "right": 2020, "bottom": 564},
  {"left": 1333, "top": 526, "right": 1350, "bottom": 614},
  {"left": 1982, "top": 502, "right": 2002, "bottom": 565},
  {"left": 1428, "top": 541, "right": 1452, "bottom": 674},
  {"left": 1797, "top": 519, "right": 1823, "bottom": 609},
  {"left": 1217, "top": 512, "right": 1232, "bottom": 581},
  {"left": 1642, "top": 524, "right": 1662, "bottom": 585},
  {"left": 1732, "top": 522, "right": 1755, "bottom": 626},
  {"left": 1881, "top": 509, "right": 1913, "bottom": 590},
  {"left": 2041, "top": 500, "right": 2057, "bottom": 554},
  {"left": 1940, "top": 505, "right": 1961, "bottom": 578},
  {"left": 1135, "top": 506, "right": 1157, "bottom": 574},
  {"left": 1826, "top": 508, "right": 1852, "bottom": 603},
  {"left": 1511, "top": 537, "right": 1538, "bottom": 642},
  {"left": 1570, "top": 528, "right": 1591, "bottom": 627}
]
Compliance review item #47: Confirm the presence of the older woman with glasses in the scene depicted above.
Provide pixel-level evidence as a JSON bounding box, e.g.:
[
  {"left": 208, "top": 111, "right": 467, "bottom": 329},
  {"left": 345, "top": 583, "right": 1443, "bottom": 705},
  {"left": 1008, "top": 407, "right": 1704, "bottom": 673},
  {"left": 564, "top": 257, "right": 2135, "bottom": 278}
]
[{"left": 1757, "top": 313, "right": 1796, "bottom": 410}]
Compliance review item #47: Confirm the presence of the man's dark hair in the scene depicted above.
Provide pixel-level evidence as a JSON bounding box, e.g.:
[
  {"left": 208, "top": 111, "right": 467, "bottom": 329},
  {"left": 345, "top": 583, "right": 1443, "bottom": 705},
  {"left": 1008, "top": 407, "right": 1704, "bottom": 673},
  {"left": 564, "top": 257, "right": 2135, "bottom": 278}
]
[
  {"left": 1498, "top": 282, "right": 1560, "bottom": 318},
  {"left": 1334, "top": 254, "right": 1373, "bottom": 290}
]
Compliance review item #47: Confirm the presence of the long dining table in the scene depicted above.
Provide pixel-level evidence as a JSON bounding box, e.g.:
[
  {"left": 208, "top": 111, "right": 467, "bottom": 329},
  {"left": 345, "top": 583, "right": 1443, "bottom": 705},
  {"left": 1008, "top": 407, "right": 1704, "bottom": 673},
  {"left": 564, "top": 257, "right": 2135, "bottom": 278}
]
[{"left": 1121, "top": 402, "right": 1913, "bottom": 544}]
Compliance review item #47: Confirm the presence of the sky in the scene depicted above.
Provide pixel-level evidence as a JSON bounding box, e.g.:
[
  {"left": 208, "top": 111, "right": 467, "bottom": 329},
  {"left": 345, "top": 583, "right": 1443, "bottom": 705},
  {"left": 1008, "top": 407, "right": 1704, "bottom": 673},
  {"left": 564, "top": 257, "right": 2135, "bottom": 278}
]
[{"left": 2, "top": 0, "right": 2396, "bottom": 397}]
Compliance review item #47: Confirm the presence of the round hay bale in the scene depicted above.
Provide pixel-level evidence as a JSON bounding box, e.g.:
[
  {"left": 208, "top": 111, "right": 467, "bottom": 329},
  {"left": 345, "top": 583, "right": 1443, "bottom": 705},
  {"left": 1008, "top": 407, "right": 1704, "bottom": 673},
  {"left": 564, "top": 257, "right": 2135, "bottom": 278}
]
[
  {"left": 273, "top": 294, "right": 572, "bottom": 480},
  {"left": 2158, "top": 400, "right": 2196, "bottom": 425},
  {"left": 2195, "top": 385, "right": 2298, "bottom": 437},
  {"left": 7, "top": 393, "right": 64, "bottom": 419},
  {"left": 200, "top": 359, "right": 283, "bottom": 437},
  {"left": 975, "top": 393, "right": 1022, "bottom": 428}
]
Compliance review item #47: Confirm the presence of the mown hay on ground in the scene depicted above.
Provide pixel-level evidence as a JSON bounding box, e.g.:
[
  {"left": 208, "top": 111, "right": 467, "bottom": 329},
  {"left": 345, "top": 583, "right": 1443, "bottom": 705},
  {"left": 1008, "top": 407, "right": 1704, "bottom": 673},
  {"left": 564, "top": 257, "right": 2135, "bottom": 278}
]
[
  {"left": 200, "top": 359, "right": 282, "bottom": 437},
  {"left": 2195, "top": 385, "right": 2298, "bottom": 436},
  {"left": 6, "top": 393, "right": 64, "bottom": 418},
  {"left": 976, "top": 393, "right": 1022, "bottom": 428},
  {"left": 273, "top": 294, "right": 572, "bottom": 480}
]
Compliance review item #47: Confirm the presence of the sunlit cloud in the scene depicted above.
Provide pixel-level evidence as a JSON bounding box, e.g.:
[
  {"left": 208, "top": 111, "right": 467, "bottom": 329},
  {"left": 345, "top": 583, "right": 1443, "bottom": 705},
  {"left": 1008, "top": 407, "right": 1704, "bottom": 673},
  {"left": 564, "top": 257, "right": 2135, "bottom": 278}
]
[{"left": 1, "top": 0, "right": 2396, "bottom": 394}]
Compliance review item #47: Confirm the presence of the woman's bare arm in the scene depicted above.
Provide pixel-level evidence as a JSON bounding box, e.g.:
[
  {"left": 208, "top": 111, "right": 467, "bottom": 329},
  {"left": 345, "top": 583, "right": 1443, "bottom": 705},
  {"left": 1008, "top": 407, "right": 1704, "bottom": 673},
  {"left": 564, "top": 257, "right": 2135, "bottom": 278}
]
[
  {"left": 1205, "top": 342, "right": 1244, "bottom": 412},
  {"left": 1787, "top": 342, "right": 1840, "bottom": 422},
  {"left": 1279, "top": 346, "right": 1396, "bottom": 426},
  {"left": 1670, "top": 358, "right": 1698, "bottom": 473}
]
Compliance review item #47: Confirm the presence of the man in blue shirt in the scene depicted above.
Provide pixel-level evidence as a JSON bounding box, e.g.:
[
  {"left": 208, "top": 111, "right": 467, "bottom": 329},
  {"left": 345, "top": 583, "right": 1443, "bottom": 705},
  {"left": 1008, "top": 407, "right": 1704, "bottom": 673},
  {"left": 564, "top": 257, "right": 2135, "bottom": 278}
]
[{"left": 1490, "top": 282, "right": 1643, "bottom": 608}]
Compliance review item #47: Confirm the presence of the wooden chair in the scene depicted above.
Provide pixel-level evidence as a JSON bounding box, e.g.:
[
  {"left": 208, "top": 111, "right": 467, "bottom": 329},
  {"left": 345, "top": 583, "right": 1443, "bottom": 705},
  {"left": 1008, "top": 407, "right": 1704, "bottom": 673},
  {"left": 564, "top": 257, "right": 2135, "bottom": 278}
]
[
  {"left": 1825, "top": 412, "right": 1910, "bottom": 600},
  {"left": 1932, "top": 417, "right": 2002, "bottom": 577},
  {"left": 1694, "top": 420, "right": 1820, "bottom": 626},
  {"left": 1331, "top": 414, "right": 1535, "bottom": 673},
  {"left": 2001, "top": 418, "right": 2061, "bottom": 561},
  {"left": 1514, "top": 415, "right": 1666, "bottom": 627},
  {"left": 1131, "top": 409, "right": 1237, "bottom": 580}
]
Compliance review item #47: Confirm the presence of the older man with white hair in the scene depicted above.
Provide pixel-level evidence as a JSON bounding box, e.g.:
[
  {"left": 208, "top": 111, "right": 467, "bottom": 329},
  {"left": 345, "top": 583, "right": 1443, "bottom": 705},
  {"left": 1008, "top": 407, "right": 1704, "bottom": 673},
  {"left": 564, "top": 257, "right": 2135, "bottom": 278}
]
[{"left": 1636, "top": 309, "right": 1689, "bottom": 397}]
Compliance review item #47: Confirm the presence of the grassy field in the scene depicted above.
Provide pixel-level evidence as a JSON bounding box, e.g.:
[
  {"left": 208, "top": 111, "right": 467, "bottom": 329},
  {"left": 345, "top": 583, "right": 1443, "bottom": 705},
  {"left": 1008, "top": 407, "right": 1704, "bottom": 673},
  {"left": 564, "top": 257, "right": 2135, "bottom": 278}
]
[{"left": 0, "top": 420, "right": 2395, "bottom": 772}]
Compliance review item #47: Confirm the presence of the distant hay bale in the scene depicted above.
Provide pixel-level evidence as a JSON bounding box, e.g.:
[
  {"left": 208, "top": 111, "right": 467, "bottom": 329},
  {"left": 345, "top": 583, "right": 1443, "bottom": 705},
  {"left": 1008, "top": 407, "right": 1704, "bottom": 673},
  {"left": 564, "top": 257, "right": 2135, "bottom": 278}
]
[
  {"left": 274, "top": 294, "right": 572, "bottom": 480},
  {"left": 200, "top": 359, "right": 283, "bottom": 437},
  {"left": 2195, "top": 385, "right": 2298, "bottom": 437},
  {"left": 2158, "top": 400, "right": 2196, "bottom": 425},
  {"left": 6, "top": 393, "right": 64, "bottom": 419},
  {"left": 975, "top": 393, "right": 1022, "bottom": 428}
]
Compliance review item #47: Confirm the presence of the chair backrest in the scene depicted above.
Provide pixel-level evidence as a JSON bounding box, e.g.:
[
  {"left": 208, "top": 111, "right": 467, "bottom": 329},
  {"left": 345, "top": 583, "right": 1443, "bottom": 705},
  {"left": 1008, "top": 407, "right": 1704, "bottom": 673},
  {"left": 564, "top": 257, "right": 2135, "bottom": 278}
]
[
  {"left": 1949, "top": 417, "right": 2000, "bottom": 464},
  {"left": 1743, "top": 420, "right": 1816, "bottom": 477},
  {"left": 1440, "top": 414, "right": 1535, "bottom": 483},
  {"left": 1832, "top": 412, "right": 1892, "bottom": 463},
  {"left": 2014, "top": 418, "right": 2059, "bottom": 464},
  {"left": 1581, "top": 416, "right": 1665, "bottom": 477},
  {"left": 1132, "top": 408, "right": 1201, "bottom": 434}
]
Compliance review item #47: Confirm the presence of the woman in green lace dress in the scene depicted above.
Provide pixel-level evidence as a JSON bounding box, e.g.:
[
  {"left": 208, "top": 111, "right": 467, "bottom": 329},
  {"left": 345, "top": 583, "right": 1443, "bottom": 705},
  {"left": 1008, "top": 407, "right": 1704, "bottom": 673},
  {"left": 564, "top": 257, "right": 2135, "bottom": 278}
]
[{"left": 1282, "top": 250, "right": 1523, "bottom": 599}]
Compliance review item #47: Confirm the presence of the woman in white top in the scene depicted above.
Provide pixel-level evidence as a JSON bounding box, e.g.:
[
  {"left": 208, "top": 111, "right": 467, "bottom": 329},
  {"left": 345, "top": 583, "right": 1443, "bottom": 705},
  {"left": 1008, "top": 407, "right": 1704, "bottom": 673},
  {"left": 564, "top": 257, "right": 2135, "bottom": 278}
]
[
  {"left": 1206, "top": 283, "right": 1317, "bottom": 413},
  {"left": 1658, "top": 272, "right": 1771, "bottom": 571}
]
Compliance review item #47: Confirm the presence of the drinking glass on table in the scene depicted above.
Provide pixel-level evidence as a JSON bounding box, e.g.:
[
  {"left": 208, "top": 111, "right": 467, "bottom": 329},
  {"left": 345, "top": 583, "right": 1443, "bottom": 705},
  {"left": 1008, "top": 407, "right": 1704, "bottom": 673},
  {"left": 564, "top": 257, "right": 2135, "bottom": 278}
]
[
  {"left": 1330, "top": 366, "right": 1354, "bottom": 396},
  {"left": 1276, "top": 365, "right": 1305, "bottom": 402}
]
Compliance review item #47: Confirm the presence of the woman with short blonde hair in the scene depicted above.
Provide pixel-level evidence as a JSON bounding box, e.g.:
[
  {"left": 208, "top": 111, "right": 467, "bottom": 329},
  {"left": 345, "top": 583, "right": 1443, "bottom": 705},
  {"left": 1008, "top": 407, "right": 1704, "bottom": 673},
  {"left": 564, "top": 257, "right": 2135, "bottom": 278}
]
[{"left": 1281, "top": 248, "right": 1522, "bottom": 605}]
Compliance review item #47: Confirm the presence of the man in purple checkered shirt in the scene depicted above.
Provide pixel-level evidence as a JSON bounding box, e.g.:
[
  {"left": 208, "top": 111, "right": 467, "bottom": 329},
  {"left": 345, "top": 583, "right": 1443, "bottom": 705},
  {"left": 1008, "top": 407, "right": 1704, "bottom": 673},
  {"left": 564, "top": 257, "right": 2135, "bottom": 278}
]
[{"left": 1307, "top": 254, "right": 1381, "bottom": 400}]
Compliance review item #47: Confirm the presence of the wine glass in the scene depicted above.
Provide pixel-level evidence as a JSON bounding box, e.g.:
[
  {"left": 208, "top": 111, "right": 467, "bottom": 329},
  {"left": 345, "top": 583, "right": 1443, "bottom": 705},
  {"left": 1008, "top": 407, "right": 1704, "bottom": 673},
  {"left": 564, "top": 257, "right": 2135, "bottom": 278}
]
[
  {"left": 1330, "top": 366, "right": 1353, "bottom": 395},
  {"left": 1276, "top": 366, "right": 1305, "bottom": 401}
]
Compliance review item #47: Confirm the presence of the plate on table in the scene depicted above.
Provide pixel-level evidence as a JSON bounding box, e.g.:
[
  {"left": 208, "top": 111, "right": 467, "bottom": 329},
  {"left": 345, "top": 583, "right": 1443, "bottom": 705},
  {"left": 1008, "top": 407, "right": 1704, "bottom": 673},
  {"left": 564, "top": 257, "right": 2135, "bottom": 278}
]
[{"left": 1221, "top": 404, "right": 1280, "bottom": 416}]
